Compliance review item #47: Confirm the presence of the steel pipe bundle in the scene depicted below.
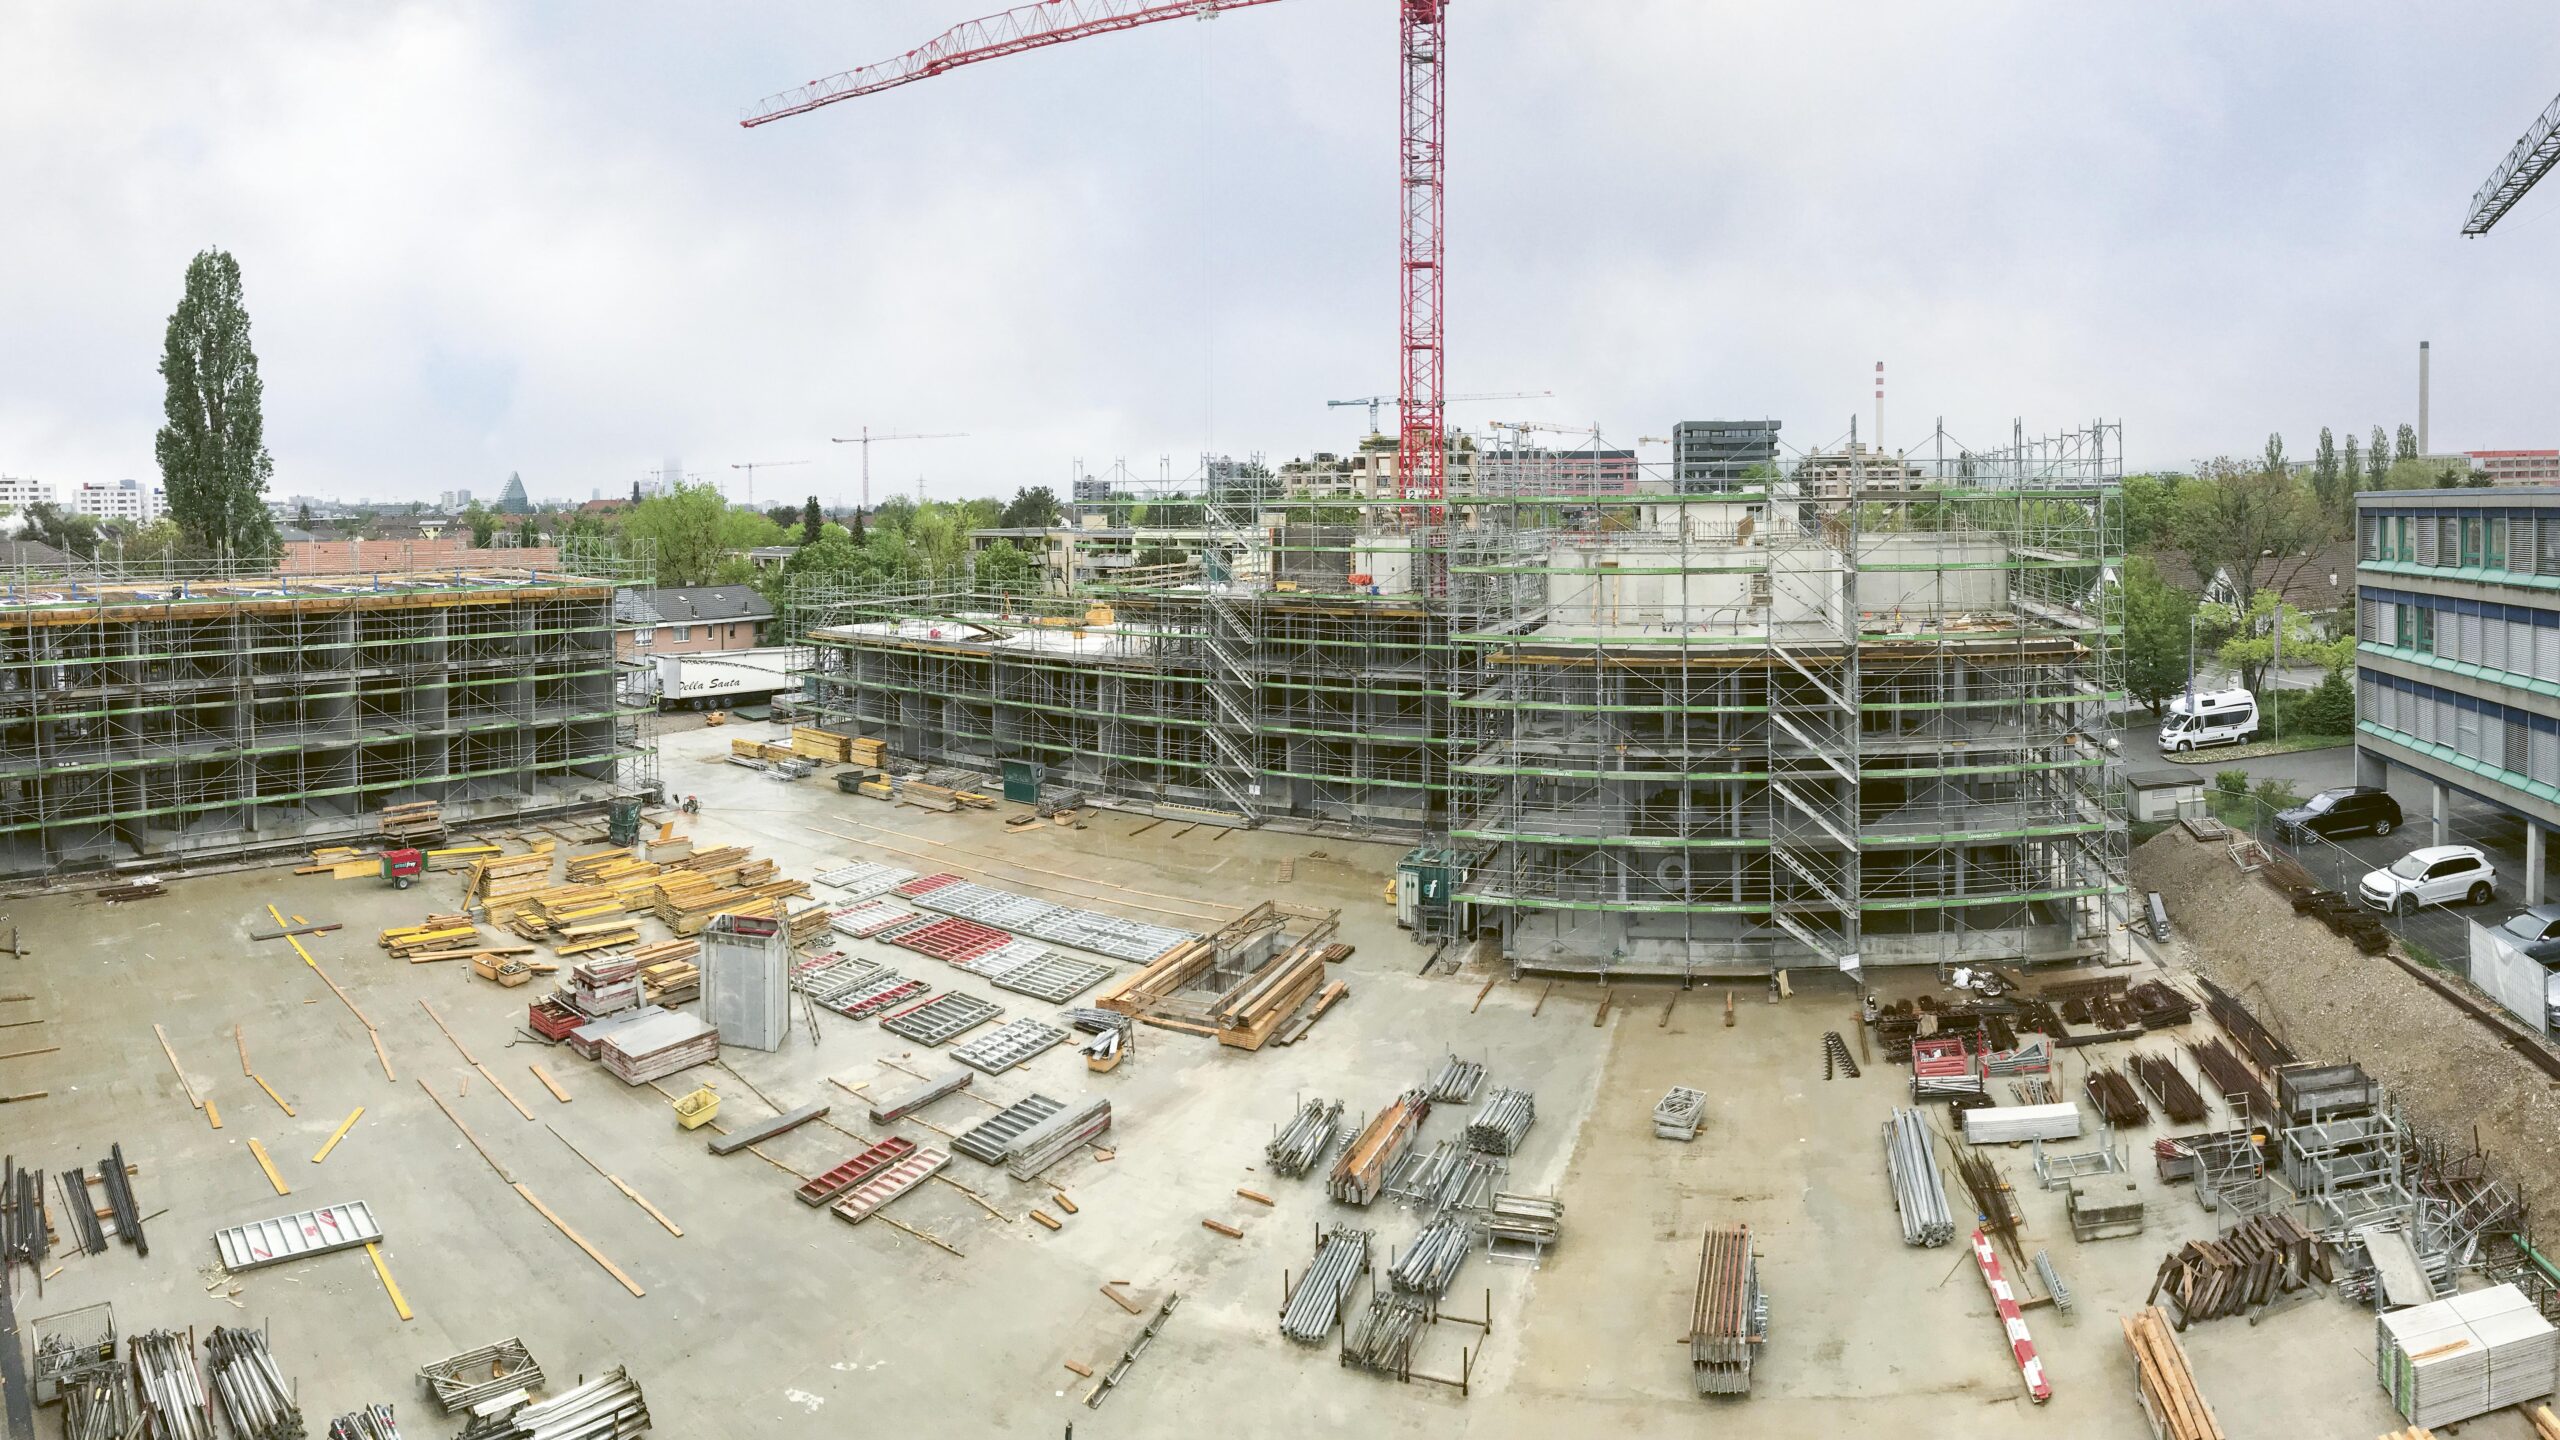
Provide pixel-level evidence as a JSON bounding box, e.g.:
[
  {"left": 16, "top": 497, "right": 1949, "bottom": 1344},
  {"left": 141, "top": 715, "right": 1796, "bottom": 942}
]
[
  {"left": 206, "top": 1326, "right": 304, "bottom": 1440},
  {"left": 1884, "top": 1107, "right": 1955, "bottom": 1247},
  {"left": 1423, "top": 1149, "right": 1504, "bottom": 1214},
  {"left": 1266, "top": 1098, "right": 1344, "bottom": 1178},
  {"left": 131, "top": 1328, "right": 215, "bottom": 1440},
  {"left": 456, "top": 1367, "right": 649, "bottom": 1440},
  {"left": 1427, "top": 1054, "right": 1485, "bottom": 1103},
  {"left": 1341, "top": 1292, "right": 1428, "bottom": 1375},
  {"left": 1486, "top": 1192, "right": 1563, "bottom": 1256},
  {"left": 1388, "top": 1214, "right": 1473, "bottom": 1298},
  {"left": 328, "top": 1406, "right": 402, "bottom": 1440},
  {"left": 35, "top": 1331, "right": 133, "bottom": 1440},
  {"left": 1279, "top": 1226, "right": 1369, "bottom": 1343},
  {"left": 1464, "top": 1088, "right": 1535, "bottom": 1155}
]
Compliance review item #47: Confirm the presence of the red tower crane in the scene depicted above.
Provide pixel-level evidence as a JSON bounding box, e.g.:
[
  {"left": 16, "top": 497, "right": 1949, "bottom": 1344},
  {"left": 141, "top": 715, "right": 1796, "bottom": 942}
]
[{"left": 743, "top": 0, "right": 1453, "bottom": 506}]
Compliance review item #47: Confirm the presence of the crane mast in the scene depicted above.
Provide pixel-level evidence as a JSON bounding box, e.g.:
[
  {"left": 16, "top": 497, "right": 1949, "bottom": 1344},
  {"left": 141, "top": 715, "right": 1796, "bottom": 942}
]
[{"left": 747, "top": 0, "right": 1458, "bottom": 505}]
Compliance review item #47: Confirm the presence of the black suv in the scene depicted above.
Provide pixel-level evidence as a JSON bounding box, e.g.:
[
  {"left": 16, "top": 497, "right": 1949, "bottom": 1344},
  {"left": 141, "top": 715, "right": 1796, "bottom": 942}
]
[{"left": 2273, "top": 785, "right": 2402, "bottom": 843}]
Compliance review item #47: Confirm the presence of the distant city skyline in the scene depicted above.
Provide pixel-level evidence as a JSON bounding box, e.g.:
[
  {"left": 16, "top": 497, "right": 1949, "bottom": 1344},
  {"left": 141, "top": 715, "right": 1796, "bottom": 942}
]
[{"left": 4, "top": 7, "right": 2559, "bottom": 503}]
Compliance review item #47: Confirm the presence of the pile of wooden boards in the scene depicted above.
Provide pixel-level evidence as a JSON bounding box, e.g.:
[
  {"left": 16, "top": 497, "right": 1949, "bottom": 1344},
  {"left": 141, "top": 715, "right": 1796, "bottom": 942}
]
[
  {"left": 730, "top": 738, "right": 798, "bottom": 763},
  {"left": 2147, "top": 1214, "right": 2333, "bottom": 1325},
  {"left": 649, "top": 864, "right": 808, "bottom": 937},
  {"left": 1096, "top": 903, "right": 1286, "bottom": 1028},
  {"left": 300, "top": 845, "right": 384, "bottom": 879},
  {"left": 1327, "top": 1088, "right": 1430, "bottom": 1205},
  {"left": 468, "top": 849, "right": 558, "bottom": 909},
  {"left": 1206, "top": 919, "right": 1340, "bottom": 1051},
  {"left": 379, "top": 800, "right": 445, "bottom": 845},
  {"left": 565, "top": 848, "right": 661, "bottom": 888},
  {"left": 2525, "top": 1404, "right": 2560, "bottom": 1440},
  {"left": 1090, "top": 903, "right": 1344, "bottom": 1051},
  {"left": 379, "top": 915, "right": 484, "bottom": 959},
  {"left": 790, "top": 726, "right": 874, "bottom": 764},
  {"left": 2121, "top": 1305, "right": 2225, "bottom": 1440},
  {"left": 786, "top": 903, "right": 834, "bottom": 949},
  {"left": 424, "top": 841, "right": 502, "bottom": 872},
  {"left": 555, "top": 920, "right": 643, "bottom": 956}
]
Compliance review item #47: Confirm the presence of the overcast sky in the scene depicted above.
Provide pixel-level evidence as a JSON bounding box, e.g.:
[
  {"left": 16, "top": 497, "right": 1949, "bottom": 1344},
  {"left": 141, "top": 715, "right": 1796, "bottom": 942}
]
[{"left": 3, "top": 2, "right": 2556, "bottom": 508}]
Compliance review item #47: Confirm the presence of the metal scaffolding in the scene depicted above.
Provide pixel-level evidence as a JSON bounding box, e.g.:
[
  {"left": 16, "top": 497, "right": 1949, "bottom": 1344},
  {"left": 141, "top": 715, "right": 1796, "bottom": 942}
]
[
  {"left": 0, "top": 542, "right": 655, "bottom": 879},
  {"left": 787, "top": 420, "right": 2128, "bottom": 975}
]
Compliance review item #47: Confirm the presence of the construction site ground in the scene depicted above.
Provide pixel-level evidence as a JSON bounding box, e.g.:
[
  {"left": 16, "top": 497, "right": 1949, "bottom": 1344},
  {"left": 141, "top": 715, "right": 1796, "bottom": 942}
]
[{"left": 1, "top": 722, "right": 2406, "bottom": 1437}]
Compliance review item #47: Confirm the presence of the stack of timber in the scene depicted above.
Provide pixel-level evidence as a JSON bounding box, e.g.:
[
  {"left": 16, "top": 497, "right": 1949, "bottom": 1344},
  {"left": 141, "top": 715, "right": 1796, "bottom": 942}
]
[
  {"left": 379, "top": 916, "right": 483, "bottom": 959},
  {"left": 786, "top": 902, "right": 834, "bottom": 949},
  {"left": 846, "top": 735, "right": 885, "bottom": 767},
  {"left": 554, "top": 919, "right": 643, "bottom": 956},
  {"left": 301, "top": 845, "right": 383, "bottom": 879},
  {"left": 1690, "top": 1223, "right": 1764, "bottom": 1397},
  {"left": 425, "top": 841, "right": 502, "bottom": 872},
  {"left": 2148, "top": 1215, "right": 2334, "bottom": 1325},
  {"left": 1209, "top": 919, "right": 1340, "bottom": 1051},
  {"left": 791, "top": 727, "right": 857, "bottom": 763},
  {"left": 731, "top": 738, "right": 797, "bottom": 763},
  {"left": 570, "top": 956, "right": 644, "bottom": 1016},
  {"left": 644, "top": 833, "right": 694, "bottom": 863},
  {"left": 468, "top": 851, "right": 559, "bottom": 912},
  {"left": 633, "top": 939, "right": 702, "bottom": 1006},
  {"left": 378, "top": 800, "right": 446, "bottom": 845},
  {"left": 564, "top": 848, "right": 662, "bottom": 888},
  {"left": 1327, "top": 1088, "right": 1430, "bottom": 1206},
  {"left": 1094, "top": 902, "right": 1290, "bottom": 1033},
  {"left": 2121, "top": 1305, "right": 2226, "bottom": 1440}
]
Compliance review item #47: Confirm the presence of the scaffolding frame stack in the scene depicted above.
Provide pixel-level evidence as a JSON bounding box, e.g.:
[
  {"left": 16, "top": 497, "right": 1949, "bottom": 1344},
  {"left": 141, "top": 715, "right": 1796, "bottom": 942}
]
[{"left": 0, "top": 541, "right": 655, "bottom": 878}]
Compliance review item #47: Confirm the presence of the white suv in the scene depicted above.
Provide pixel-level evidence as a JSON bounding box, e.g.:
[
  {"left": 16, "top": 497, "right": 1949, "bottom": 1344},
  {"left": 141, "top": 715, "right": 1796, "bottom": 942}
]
[{"left": 2359, "top": 845, "right": 2497, "bottom": 915}]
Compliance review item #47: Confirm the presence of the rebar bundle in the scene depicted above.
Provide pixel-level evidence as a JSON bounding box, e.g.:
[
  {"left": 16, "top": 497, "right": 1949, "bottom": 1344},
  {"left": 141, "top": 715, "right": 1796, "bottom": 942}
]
[
  {"left": 327, "top": 1406, "right": 402, "bottom": 1440},
  {"left": 2184, "top": 1038, "right": 2270, "bottom": 1116},
  {"left": 1953, "top": 1151, "right": 2022, "bottom": 1255},
  {"left": 1464, "top": 1088, "right": 1535, "bottom": 1155},
  {"left": 1266, "top": 1098, "right": 1344, "bottom": 1179},
  {"left": 1388, "top": 1214, "right": 1473, "bottom": 1298},
  {"left": 131, "top": 1328, "right": 215, "bottom": 1440},
  {"left": 206, "top": 1325, "right": 304, "bottom": 1440},
  {"left": 2085, "top": 1066, "right": 2151, "bottom": 1127},
  {"left": 1426, "top": 1054, "right": 1485, "bottom": 1103},
  {"left": 1280, "top": 1227, "right": 1369, "bottom": 1343},
  {"left": 2127, "top": 1053, "right": 2208, "bottom": 1124},
  {"left": 1883, "top": 1107, "right": 1955, "bottom": 1247}
]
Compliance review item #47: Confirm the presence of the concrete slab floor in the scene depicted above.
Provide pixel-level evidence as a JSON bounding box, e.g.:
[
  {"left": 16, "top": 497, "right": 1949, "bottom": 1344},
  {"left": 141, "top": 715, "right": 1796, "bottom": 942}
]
[{"left": 0, "top": 719, "right": 2406, "bottom": 1437}]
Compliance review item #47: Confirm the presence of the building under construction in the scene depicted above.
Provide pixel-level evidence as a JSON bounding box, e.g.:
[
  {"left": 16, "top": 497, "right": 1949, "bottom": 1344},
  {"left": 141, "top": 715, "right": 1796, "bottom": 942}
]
[
  {"left": 0, "top": 543, "right": 656, "bottom": 879},
  {"left": 793, "top": 423, "right": 2127, "bottom": 976}
]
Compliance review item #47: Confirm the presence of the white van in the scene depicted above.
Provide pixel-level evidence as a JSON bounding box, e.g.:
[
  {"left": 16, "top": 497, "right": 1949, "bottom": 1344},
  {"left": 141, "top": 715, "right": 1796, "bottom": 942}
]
[{"left": 2158, "top": 687, "right": 2258, "bottom": 753}]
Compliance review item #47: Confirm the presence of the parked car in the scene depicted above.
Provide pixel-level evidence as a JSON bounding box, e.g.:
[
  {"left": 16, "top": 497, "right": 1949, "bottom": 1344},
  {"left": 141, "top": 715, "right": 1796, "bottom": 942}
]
[
  {"left": 2496, "top": 904, "right": 2560, "bottom": 962},
  {"left": 2274, "top": 785, "right": 2402, "bottom": 843},
  {"left": 2358, "top": 844, "right": 2496, "bottom": 915}
]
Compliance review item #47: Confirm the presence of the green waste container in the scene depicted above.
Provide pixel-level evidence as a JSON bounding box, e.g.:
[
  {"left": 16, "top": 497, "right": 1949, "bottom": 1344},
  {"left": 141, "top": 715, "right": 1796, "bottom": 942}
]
[{"left": 608, "top": 795, "right": 643, "bottom": 845}]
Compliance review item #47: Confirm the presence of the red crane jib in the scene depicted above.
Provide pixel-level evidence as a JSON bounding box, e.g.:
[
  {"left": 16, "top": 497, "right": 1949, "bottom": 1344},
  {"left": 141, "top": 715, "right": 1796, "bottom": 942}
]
[{"left": 747, "top": 0, "right": 1454, "bottom": 503}]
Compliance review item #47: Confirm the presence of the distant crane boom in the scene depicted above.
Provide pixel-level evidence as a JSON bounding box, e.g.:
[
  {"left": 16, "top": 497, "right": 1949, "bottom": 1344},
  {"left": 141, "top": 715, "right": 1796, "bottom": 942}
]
[
  {"left": 2465, "top": 90, "right": 2560, "bottom": 235},
  {"left": 728, "top": 458, "right": 810, "bottom": 507},
  {"left": 830, "top": 429, "right": 968, "bottom": 512},
  {"left": 742, "top": 0, "right": 1291, "bottom": 127},
  {"left": 1328, "top": 390, "right": 1552, "bottom": 436},
  {"left": 750, "top": 0, "right": 1458, "bottom": 512}
]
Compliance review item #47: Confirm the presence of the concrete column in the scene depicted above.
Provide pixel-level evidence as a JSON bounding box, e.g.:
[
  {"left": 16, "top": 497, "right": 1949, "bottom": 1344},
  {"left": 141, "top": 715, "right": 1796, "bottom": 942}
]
[
  {"left": 2432, "top": 781, "right": 2449, "bottom": 848},
  {"left": 2355, "top": 745, "right": 2388, "bottom": 792},
  {"left": 2530, "top": 823, "right": 2547, "bottom": 908}
]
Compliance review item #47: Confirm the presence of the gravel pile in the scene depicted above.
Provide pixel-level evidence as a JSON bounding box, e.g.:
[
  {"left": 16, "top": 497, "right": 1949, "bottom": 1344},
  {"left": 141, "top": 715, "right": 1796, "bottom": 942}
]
[{"left": 2132, "top": 829, "right": 2560, "bottom": 1224}]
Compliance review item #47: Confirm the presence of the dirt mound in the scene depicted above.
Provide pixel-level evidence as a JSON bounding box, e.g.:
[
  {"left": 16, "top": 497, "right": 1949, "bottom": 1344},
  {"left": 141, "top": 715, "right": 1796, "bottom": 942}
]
[{"left": 2132, "top": 828, "right": 2560, "bottom": 1224}]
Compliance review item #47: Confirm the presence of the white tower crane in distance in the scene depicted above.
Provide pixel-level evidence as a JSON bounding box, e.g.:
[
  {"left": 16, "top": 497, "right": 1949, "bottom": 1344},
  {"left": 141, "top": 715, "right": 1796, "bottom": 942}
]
[
  {"left": 727, "top": 458, "right": 809, "bottom": 507},
  {"left": 2464, "top": 90, "right": 2560, "bottom": 235},
  {"left": 1329, "top": 391, "right": 1553, "bottom": 438},
  {"left": 829, "top": 428, "right": 968, "bottom": 514}
]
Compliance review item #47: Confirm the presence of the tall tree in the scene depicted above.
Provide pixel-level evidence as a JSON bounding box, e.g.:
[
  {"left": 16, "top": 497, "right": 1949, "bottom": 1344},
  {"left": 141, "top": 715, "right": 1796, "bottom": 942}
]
[
  {"left": 2369, "top": 426, "right": 2392, "bottom": 488},
  {"left": 802, "top": 495, "right": 823, "bottom": 544},
  {"left": 2122, "top": 556, "right": 2199, "bottom": 715},
  {"left": 2339, "top": 433, "right": 2362, "bottom": 501},
  {"left": 2170, "top": 455, "right": 2322, "bottom": 605},
  {"left": 461, "top": 500, "right": 496, "bottom": 548},
  {"left": 621, "top": 479, "right": 732, "bottom": 586},
  {"left": 2395, "top": 424, "right": 2419, "bottom": 465},
  {"left": 2311, "top": 426, "right": 2340, "bottom": 522},
  {"left": 1001, "top": 485, "right": 1062, "bottom": 530},
  {"left": 2120, "top": 473, "right": 2180, "bottom": 552},
  {"left": 2262, "top": 432, "right": 2287, "bottom": 476},
  {"left": 295, "top": 501, "right": 313, "bottom": 528},
  {"left": 155, "top": 248, "right": 280, "bottom": 559},
  {"left": 516, "top": 517, "right": 539, "bottom": 547}
]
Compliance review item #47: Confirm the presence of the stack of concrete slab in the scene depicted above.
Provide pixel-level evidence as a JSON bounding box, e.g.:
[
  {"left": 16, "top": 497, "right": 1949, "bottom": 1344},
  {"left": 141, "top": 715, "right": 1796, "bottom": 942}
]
[
  {"left": 598, "top": 1011, "right": 719, "bottom": 1084},
  {"left": 2377, "top": 1283, "right": 2558, "bottom": 1429}
]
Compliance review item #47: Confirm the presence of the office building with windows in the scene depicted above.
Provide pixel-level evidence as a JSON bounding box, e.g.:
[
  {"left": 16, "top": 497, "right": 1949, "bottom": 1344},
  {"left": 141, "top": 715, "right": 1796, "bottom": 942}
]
[{"left": 2354, "top": 487, "right": 2560, "bottom": 902}]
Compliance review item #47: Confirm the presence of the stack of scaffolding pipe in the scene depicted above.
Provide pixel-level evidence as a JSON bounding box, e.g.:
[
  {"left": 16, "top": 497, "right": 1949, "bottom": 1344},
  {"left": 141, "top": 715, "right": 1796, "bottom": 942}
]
[
  {"left": 1655, "top": 1086, "right": 1706, "bottom": 1141},
  {"left": 1280, "top": 1227, "right": 1370, "bottom": 1343},
  {"left": 204, "top": 1326, "right": 303, "bottom": 1440},
  {"left": 132, "top": 1329, "right": 215, "bottom": 1440},
  {"left": 1465, "top": 1088, "right": 1536, "bottom": 1155},
  {"left": 327, "top": 1406, "right": 403, "bottom": 1440},
  {"left": 1427, "top": 1055, "right": 1486, "bottom": 1104},
  {"left": 1266, "top": 1098, "right": 1344, "bottom": 1179},
  {"left": 1388, "top": 1214, "right": 1474, "bottom": 1298},
  {"left": 1690, "top": 1223, "right": 1765, "bottom": 1397},
  {"left": 1424, "top": 1150, "right": 1504, "bottom": 1213},
  {"left": 1885, "top": 1107, "right": 1955, "bottom": 1247},
  {"left": 1487, "top": 1192, "right": 1563, "bottom": 1252},
  {"left": 1005, "top": 1097, "right": 1112, "bottom": 1182},
  {"left": 456, "top": 1367, "right": 648, "bottom": 1440}
]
